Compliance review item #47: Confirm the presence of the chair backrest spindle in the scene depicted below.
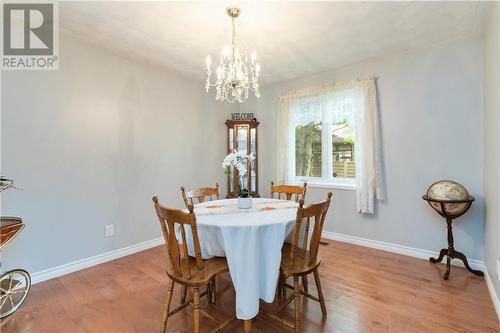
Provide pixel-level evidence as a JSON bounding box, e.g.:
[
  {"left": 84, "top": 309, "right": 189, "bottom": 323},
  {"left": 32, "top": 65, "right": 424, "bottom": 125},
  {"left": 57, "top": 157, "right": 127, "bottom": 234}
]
[
  {"left": 302, "top": 217, "right": 311, "bottom": 258},
  {"left": 270, "top": 181, "right": 307, "bottom": 202},
  {"left": 181, "top": 184, "right": 220, "bottom": 208}
]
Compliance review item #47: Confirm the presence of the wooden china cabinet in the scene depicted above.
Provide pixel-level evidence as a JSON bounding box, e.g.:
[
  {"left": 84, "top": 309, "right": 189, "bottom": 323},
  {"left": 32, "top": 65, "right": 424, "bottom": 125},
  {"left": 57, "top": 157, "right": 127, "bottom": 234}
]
[{"left": 225, "top": 119, "right": 260, "bottom": 198}]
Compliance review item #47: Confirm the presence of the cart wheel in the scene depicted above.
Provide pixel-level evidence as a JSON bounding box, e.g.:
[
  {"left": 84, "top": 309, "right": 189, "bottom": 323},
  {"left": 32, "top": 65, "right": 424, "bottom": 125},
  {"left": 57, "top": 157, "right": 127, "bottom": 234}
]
[{"left": 0, "top": 269, "right": 31, "bottom": 319}]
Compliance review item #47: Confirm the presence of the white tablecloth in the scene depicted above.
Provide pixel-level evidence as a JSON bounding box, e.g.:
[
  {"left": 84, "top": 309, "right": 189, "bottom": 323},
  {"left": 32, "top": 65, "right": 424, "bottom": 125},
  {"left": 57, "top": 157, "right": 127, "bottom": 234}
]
[{"left": 184, "top": 198, "right": 298, "bottom": 319}]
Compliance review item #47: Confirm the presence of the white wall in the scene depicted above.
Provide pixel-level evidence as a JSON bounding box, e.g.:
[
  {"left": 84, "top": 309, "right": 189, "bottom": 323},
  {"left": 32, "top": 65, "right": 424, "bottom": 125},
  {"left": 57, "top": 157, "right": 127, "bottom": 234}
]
[
  {"left": 0, "top": 32, "right": 487, "bottom": 280},
  {"left": 483, "top": 2, "right": 500, "bottom": 306},
  {"left": 1, "top": 36, "right": 236, "bottom": 274},
  {"left": 243, "top": 37, "right": 484, "bottom": 260}
]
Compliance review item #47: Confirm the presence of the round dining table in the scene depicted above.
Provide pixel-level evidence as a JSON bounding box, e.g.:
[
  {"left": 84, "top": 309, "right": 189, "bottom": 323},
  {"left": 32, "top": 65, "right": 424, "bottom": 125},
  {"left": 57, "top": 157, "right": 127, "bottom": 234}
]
[{"left": 183, "top": 197, "right": 299, "bottom": 323}]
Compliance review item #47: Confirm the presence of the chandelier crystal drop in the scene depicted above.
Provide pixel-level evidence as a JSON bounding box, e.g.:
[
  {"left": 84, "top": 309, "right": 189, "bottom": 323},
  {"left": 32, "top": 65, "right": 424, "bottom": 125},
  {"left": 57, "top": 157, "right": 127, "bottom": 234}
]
[{"left": 205, "top": 7, "right": 261, "bottom": 103}]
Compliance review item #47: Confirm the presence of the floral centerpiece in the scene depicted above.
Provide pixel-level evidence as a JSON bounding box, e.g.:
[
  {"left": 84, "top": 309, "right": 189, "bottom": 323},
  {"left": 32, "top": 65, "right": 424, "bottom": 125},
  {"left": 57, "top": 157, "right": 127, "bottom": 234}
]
[{"left": 222, "top": 150, "right": 255, "bottom": 208}]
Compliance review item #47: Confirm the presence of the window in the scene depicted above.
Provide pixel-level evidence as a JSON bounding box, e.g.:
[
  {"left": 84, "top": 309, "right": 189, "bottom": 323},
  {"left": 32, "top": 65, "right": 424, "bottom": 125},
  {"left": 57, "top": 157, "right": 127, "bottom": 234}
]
[
  {"left": 291, "top": 89, "right": 356, "bottom": 187},
  {"left": 278, "top": 77, "right": 382, "bottom": 213}
]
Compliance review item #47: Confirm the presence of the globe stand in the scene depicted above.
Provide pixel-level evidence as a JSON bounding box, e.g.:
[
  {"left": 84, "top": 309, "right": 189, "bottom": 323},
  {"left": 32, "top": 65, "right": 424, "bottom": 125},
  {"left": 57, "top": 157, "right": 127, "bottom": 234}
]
[{"left": 422, "top": 195, "right": 484, "bottom": 280}]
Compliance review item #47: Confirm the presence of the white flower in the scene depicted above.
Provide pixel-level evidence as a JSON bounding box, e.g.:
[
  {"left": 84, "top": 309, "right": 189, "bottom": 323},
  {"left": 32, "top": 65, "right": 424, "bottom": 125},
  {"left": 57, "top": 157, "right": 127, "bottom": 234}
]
[
  {"left": 222, "top": 151, "right": 253, "bottom": 176},
  {"left": 235, "top": 150, "right": 247, "bottom": 158},
  {"left": 222, "top": 152, "right": 238, "bottom": 169},
  {"left": 236, "top": 162, "right": 247, "bottom": 175}
]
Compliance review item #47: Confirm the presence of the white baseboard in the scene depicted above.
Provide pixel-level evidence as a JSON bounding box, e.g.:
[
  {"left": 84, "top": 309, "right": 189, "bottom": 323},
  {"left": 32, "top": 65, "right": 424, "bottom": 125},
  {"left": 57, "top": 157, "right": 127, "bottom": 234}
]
[
  {"left": 484, "top": 266, "right": 500, "bottom": 321},
  {"left": 31, "top": 237, "right": 164, "bottom": 284},
  {"left": 321, "top": 231, "right": 483, "bottom": 270}
]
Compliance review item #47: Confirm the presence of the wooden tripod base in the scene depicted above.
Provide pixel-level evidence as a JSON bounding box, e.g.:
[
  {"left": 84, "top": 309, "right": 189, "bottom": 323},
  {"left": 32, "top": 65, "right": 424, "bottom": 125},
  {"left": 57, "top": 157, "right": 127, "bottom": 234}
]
[
  {"left": 430, "top": 248, "right": 484, "bottom": 280},
  {"left": 429, "top": 218, "right": 484, "bottom": 280}
]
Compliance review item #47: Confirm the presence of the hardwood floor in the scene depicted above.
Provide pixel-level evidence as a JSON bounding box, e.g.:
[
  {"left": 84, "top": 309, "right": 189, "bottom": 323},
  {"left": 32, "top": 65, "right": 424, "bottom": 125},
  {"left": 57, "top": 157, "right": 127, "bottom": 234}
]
[{"left": 2, "top": 240, "right": 498, "bottom": 333}]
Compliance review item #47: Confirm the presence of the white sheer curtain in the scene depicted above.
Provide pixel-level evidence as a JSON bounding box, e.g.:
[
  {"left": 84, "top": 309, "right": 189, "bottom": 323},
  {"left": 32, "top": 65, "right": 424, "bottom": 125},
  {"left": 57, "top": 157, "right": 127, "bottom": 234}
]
[
  {"left": 276, "top": 77, "right": 384, "bottom": 214},
  {"left": 276, "top": 98, "right": 289, "bottom": 184},
  {"left": 352, "top": 79, "right": 384, "bottom": 213},
  {"left": 276, "top": 97, "right": 294, "bottom": 184}
]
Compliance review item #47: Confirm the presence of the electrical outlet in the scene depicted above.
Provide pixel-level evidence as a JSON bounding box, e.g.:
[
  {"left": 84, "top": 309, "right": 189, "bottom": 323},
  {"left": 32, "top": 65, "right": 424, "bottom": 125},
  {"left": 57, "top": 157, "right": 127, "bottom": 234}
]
[
  {"left": 105, "top": 224, "right": 114, "bottom": 238},
  {"left": 497, "top": 260, "right": 500, "bottom": 282}
]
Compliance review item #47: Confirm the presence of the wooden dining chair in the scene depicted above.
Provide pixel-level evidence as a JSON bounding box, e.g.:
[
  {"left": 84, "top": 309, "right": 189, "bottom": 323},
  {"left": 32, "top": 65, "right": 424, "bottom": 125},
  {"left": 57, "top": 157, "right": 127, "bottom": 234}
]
[
  {"left": 152, "top": 196, "right": 234, "bottom": 333},
  {"left": 181, "top": 183, "right": 220, "bottom": 208},
  {"left": 270, "top": 181, "right": 309, "bottom": 293},
  {"left": 270, "top": 181, "right": 307, "bottom": 202},
  {"left": 266, "top": 192, "right": 333, "bottom": 333}
]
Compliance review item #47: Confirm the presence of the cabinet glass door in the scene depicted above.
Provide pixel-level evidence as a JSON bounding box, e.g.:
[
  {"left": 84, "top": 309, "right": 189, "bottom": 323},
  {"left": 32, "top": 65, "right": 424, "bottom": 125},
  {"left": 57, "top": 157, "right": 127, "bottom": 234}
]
[
  {"left": 236, "top": 126, "right": 248, "bottom": 154},
  {"left": 229, "top": 128, "right": 234, "bottom": 151},
  {"left": 250, "top": 128, "right": 256, "bottom": 193},
  {"left": 236, "top": 126, "right": 249, "bottom": 191},
  {"left": 228, "top": 127, "right": 234, "bottom": 193}
]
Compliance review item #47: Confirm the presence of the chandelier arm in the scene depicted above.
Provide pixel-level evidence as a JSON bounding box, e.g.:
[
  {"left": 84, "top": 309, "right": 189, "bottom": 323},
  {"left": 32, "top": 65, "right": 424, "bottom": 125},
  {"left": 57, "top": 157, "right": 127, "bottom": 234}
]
[{"left": 205, "top": 75, "right": 218, "bottom": 87}]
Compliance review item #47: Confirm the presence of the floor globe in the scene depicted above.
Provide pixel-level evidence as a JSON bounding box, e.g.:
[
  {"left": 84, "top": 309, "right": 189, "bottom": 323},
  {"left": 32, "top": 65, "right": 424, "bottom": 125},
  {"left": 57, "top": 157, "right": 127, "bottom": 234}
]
[{"left": 426, "top": 180, "right": 470, "bottom": 216}]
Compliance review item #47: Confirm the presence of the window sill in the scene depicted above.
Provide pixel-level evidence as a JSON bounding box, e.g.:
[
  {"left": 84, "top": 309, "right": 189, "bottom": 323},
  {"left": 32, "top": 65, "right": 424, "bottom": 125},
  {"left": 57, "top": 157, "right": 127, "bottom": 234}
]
[{"left": 295, "top": 181, "right": 356, "bottom": 191}]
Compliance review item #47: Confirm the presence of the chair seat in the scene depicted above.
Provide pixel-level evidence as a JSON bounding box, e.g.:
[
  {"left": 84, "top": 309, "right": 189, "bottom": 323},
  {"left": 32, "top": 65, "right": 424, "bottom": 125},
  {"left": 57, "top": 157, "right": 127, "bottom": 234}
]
[
  {"left": 280, "top": 243, "right": 321, "bottom": 277},
  {"left": 166, "top": 256, "right": 228, "bottom": 286}
]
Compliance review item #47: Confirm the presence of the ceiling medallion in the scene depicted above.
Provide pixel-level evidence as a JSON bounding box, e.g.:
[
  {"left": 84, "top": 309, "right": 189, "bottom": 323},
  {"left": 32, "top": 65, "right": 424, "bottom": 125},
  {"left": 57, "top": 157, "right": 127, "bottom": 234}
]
[{"left": 205, "top": 6, "right": 261, "bottom": 103}]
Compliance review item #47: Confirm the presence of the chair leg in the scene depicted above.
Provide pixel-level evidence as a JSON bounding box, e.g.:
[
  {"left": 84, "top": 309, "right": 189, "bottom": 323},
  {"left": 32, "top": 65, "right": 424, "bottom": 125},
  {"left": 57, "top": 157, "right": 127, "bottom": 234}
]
[
  {"left": 302, "top": 276, "right": 308, "bottom": 293},
  {"left": 293, "top": 277, "right": 301, "bottom": 333},
  {"left": 193, "top": 287, "right": 201, "bottom": 333},
  {"left": 161, "top": 279, "right": 175, "bottom": 333},
  {"left": 281, "top": 275, "right": 287, "bottom": 298},
  {"left": 207, "top": 282, "right": 212, "bottom": 304},
  {"left": 313, "top": 269, "right": 327, "bottom": 317},
  {"left": 244, "top": 319, "right": 252, "bottom": 333},
  {"left": 180, "top": 285, "right": 187, "bottom": 304},
  {"left": 277, "top": 274, "right": 282, "bottom": 298},
  {"left": 211, "top": 277, "right": 216, "bottom": 304}
]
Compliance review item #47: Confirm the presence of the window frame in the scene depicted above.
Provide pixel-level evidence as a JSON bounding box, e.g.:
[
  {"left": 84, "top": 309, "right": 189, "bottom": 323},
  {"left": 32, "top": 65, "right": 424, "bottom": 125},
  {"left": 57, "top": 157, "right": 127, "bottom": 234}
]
[{"left": 290, "top": 93, "right": 357, "bottom": 190}]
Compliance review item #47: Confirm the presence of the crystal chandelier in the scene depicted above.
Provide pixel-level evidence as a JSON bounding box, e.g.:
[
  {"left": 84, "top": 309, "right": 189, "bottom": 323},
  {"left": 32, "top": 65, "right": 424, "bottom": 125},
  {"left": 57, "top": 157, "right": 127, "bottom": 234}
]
[{"left": 205, "top": 7, "right": 261, "bottom": 103}]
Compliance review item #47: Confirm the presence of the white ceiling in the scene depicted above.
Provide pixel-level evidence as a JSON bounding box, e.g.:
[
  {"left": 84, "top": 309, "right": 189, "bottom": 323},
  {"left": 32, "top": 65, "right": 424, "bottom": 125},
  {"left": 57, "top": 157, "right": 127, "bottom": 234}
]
[{"left": 60, "top": 1, "right": 491, "bottom": 84}]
